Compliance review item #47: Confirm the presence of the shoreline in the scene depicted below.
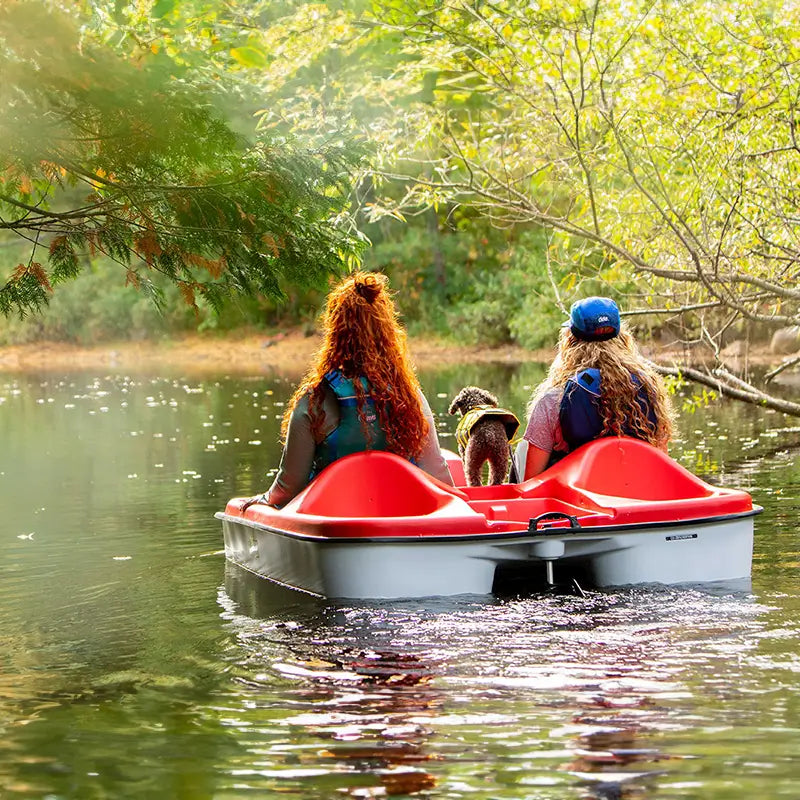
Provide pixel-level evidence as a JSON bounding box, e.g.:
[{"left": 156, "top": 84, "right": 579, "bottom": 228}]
[
  {"left": 0, "top": 331, "right": 786, "bottom": 376},
  {"left": 0, "top": 331, "right": 555, "bottom": 376}
]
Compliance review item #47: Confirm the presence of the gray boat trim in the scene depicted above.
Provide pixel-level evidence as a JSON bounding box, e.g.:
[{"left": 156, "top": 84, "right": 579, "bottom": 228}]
[{"left": 215, "top": 505, "right": 762, "bottom": 545}]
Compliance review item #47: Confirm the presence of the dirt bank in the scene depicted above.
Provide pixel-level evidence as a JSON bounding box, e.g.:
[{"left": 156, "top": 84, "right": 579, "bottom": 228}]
[
  {"left": 0, "top": 331, "right": 555, "bottom": 375},
  {"left": 0, "top": 331, "right": 785, "bottom": 375}
]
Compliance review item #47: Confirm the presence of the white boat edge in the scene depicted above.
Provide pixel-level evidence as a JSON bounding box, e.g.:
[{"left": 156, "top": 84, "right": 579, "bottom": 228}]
[{"left": 216, "top": 509, "right": 760, "bottom": 599}]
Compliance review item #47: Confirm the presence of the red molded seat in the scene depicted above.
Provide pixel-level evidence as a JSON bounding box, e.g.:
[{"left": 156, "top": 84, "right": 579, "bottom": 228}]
[
  {"left": 443, "top": 449, "right": 466, "bottom": 486},
  {"left": 534, "top": 437, "right": 753, "bottom": 525},
  {"left": 293, "top": 451, "right": 466, "bottom": 518},
  {"left": 549, "top": 437, "right": 712, "bottom": 500},
  {"left": 224, "top": 438, "right": 753, "bottom": 537}
]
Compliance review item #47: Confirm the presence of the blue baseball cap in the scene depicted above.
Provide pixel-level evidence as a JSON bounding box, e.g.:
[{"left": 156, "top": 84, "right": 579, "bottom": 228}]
[{"left": 566, "top": 297, "right": 620, "bottom": 341}]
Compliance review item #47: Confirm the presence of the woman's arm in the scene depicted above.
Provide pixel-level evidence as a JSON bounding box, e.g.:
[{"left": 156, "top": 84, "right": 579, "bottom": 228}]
[
  {"left": 415, "top": 391, "right": 455, "bottom": 485},
  {"left": 265, "top": 396, "right": 318, "bottom": 507},
  {"left": 524, "top": 444, "right": 552, "bottom": 479},
  {"left": 521, "top": 389, "right": 562, "bottom": 479}
]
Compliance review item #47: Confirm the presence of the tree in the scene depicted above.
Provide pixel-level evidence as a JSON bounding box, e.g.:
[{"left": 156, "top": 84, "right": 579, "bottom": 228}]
[
  {"left": 10, "top": 0, "right": 800, "bottom": 420},
  {"left": 0, "top": 1, "right": 367, "bottom": 317},
  {"left": 352, "top": 0, "right": 800, "bottom": 411}
]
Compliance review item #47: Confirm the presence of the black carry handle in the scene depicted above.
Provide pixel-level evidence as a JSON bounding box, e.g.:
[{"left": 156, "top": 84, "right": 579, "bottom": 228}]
[{"left": 528, "top": 511, "right": 581, "bottom": 534}]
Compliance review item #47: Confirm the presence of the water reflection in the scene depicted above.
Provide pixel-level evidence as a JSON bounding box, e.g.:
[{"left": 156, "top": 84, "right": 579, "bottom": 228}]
[
  {"left": 557, "top": 627, "right": 684, "bottom": 800},
  {"left": 219, "top": 565, "right": 767, "bottom": 798},
  {"left": 221, "top": 565, "right": 442, "bottom": 796}
]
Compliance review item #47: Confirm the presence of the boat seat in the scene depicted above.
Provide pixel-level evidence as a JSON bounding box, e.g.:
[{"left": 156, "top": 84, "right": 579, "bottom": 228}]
[
  {"left": 293, "top": 451, "right": 467, "bottom": 518},
  {"left": 443, "top": 449, "right": 466, "bottom": 486},
  {"left": 551, "top": 437, "right": 713, "bottom": 501}
]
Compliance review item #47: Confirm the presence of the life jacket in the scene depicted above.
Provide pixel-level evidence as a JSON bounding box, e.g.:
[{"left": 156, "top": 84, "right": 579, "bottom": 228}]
[
  {"left": 310, "top": 370, "right": 388, "bottom": 478},
  {"left": 558, "top": 367, "right": 658, "bottom": 454},
  {"left": 455, "top": 405, "right": 520, "bottom": 452}
]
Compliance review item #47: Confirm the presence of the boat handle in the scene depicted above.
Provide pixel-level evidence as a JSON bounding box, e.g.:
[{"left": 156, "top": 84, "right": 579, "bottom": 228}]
[{"left": 528, "top": 511, "right": 581, "bottom": 534}]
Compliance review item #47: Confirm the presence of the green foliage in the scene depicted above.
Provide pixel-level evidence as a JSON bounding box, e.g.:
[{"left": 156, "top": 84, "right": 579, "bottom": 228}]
[
  {"left": 441, "top": 234, "right": 554, "bottom": 348},
  {"left": 682, "top": 388, "right": 720, "bottom": 414},
  {"left": 0, "top": 1, "right": 367, "bottom": 318},
  {"left": 447, "top": 296, "right": 513, "bottom": 348},
  {"left": 340, "top": 0, "right": 800, "bottom": 342},
  {"left": 362, "top": 217, "right": 507, "bottom": 338},
  {"left": 11, "top": 0, "right": 795, "bottom": 355},
  {"left": 0, "top": 257, "right": 192, "bottom": 345},
  {"left": 364, "top": 220, "right": 571, "bottom": 348}
]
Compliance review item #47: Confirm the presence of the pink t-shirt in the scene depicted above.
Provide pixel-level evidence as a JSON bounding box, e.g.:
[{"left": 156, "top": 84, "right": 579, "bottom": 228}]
[{"left": 523, "top": 388, "right": 568, "bottom": 455}]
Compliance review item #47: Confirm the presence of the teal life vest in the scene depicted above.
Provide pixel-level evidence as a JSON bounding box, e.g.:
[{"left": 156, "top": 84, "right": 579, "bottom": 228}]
[{"left": 310, "top": 370, "right": 389, "bottom": 478}]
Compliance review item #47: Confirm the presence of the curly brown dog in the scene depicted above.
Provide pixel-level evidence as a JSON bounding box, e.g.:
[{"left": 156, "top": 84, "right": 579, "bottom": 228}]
[{"left": 448, "top": 386, "right": 518, "bottom": 487}]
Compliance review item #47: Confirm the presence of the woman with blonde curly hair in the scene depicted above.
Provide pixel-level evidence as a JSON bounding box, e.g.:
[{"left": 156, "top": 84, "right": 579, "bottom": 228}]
[
  {"left": 519, "top": 296, "right": 673, "bottom": 479},
  {"left": 255, "top": 271, "right": 452, "bottom": 507}
]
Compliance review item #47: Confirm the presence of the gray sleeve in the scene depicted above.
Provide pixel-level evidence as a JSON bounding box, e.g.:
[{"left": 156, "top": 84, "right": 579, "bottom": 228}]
[
  {"left": 266, "top": 395, "right": 317, "bottom": 507},
  {"left": 415, "top": 391, "right": 455, "bottom": 486},
  {"left": 523, "top": 390, "right": 562, "bottom": 453}
]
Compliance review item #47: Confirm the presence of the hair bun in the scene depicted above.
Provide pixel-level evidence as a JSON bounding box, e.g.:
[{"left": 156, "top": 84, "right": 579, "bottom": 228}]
[{"left": 354, "top": 274, "right": 383, "bottom": 304}]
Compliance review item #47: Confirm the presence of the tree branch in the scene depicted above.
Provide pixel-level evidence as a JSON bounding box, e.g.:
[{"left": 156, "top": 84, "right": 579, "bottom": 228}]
[{"left": 655, "top": 363, "right": 800, "bottom": 416}]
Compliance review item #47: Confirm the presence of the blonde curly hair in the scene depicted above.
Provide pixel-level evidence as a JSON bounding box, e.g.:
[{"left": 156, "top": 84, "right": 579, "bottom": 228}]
[{"left": 529, "top": 324, "right": 673, "bottom": 449}]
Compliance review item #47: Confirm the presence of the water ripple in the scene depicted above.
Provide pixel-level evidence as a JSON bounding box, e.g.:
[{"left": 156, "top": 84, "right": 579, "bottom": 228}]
[{"left": 0, "top": 369, "right": 798, "bottom": 799}]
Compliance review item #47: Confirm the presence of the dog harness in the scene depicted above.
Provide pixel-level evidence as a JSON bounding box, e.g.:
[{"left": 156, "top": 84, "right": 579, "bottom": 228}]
[
  {"left": 455, "top": 405, "right": 520, "bottom": 452},
  {"left": 557, "top": 367, "right": 657, "bottom": 454},
  {"left": 310, "top": 370, "right": 388, "bottom": 478}
]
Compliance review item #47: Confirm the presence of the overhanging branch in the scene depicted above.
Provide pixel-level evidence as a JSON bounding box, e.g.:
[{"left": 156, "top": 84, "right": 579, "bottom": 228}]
[{"left": 653, "top": 362, "right": 800, "bottom": 416}]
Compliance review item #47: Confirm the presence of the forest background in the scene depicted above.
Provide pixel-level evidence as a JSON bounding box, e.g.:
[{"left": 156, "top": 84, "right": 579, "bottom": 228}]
[{"left": 3, "top": 0, "right": 800, "bottom": 399}]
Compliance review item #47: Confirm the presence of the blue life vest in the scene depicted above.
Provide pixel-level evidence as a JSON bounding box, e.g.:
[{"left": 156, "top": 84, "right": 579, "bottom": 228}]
[
  {"left": 310, "top": 370, "right": 388, "bottom": 477},
  {"left": 558, "top": 367, "right": 657, "bottom": 453}
]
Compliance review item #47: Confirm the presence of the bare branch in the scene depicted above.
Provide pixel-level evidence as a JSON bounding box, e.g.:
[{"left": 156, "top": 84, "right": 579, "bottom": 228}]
[
  {"left": 655, "top": 363, "right": 800, "bottom": 416},
  {"left": 764, "top": 354, "right": 800, "bottom": 384}
]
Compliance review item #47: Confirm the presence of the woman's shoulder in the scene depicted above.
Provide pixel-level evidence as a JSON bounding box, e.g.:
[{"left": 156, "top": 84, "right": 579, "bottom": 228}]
[
  {"left": 533, "top": 386, "right": 563, "bottom": 406},
  {"left": 527, "top": 386, "right": 562, "bottom": 421},
  {"left": 292, "top": 381, "right": 335, "bottom": 410}
]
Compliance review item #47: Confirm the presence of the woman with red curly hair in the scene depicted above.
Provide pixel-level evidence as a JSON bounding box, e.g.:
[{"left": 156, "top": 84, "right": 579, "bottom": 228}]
[{"left": 258, "top": 271, "right": 452, "bottom": 507}]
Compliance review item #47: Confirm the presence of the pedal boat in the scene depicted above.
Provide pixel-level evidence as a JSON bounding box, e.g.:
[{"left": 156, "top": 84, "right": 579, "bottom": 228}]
[{"left": 216, "top": 437, "right": 761, "bottom": 599}]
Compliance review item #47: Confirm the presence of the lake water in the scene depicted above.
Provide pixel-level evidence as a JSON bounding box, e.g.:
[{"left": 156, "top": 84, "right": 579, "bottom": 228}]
[{"left": 1, "top": 363, "right": 798, "bottom": 799}]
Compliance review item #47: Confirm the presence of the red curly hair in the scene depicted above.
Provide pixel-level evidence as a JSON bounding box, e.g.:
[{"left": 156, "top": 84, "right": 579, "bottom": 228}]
[{"left": 281, "top": 271, "right": 428, "bottom": 460}]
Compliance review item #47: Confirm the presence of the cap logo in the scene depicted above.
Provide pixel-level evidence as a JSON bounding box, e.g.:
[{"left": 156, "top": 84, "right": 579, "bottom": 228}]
[{"left": 568, "top": 296, "right": 620, "bottom": 340}]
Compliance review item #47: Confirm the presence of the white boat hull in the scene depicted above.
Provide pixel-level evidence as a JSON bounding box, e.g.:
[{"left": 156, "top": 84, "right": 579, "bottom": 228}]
[{"left": 217, "top": 513, "right": 756, "bottom": 599}]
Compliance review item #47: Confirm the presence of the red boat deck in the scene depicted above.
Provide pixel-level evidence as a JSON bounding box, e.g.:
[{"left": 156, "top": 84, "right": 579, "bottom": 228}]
[{"left": 224, "top": 438, "right": 754, "bottom": 540}]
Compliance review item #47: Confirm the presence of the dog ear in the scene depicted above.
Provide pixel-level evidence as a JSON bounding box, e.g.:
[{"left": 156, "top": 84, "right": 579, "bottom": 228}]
[
  {"left": 448, "top": 390, "right": 465, "bottom": 415},
  {"left": 481, "top": 390, "right": 499, "bottom": 407}
]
